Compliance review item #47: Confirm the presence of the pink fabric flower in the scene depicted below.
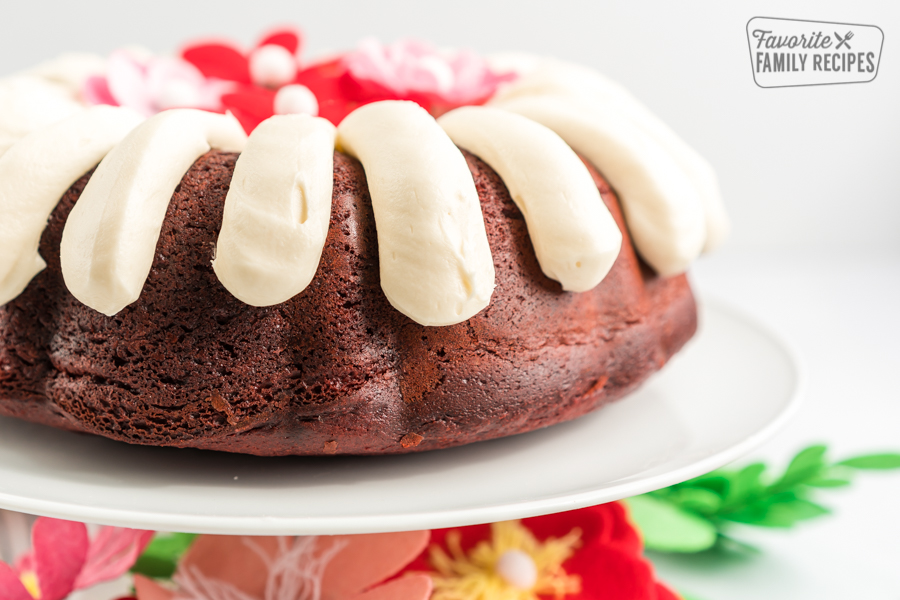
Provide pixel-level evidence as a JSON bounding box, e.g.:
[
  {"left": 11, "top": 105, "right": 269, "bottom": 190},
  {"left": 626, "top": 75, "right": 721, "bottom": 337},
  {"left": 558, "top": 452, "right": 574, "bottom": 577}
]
[
  {"left": 83, "top": 50, "right": 233, "bottom": 116},
  {"left": 341, "top": 38, "right": 516, "bottom": 116},
  {"left": 0, "top": 517, "right": 153, "bottom": 600},
  {"left": 134, "top": 532, "right": 432, "bottom": 600}
]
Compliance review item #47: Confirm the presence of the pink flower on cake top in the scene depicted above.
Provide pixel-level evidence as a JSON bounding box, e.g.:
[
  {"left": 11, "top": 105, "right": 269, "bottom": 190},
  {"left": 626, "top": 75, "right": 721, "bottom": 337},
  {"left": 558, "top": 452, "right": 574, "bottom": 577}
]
[
  {"left": 341, "top": 38, "right": 517, "bottom": 116},
  {"left": 82, "top": 51, "right": 232, "bottom": 116},
  {"left": 80, "top": 27, "right": 516, "bottom": 132}
]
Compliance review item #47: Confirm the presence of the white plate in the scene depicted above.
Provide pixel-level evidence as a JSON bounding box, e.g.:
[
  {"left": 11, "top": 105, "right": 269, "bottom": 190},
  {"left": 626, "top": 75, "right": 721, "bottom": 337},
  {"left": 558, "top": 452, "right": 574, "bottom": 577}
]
[{"left": 0, "top": 298, "right": 803, "bottom": 535}]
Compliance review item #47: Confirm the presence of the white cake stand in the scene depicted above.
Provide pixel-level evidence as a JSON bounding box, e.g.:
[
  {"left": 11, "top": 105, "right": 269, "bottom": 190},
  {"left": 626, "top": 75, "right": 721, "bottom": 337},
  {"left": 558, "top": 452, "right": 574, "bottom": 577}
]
[{"left": 0, "top": 298, "right": 802, "bottom": 535}]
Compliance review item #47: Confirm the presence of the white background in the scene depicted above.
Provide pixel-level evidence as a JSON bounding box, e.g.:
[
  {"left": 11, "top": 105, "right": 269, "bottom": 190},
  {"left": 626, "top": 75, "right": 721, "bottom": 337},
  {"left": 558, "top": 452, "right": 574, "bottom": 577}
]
[{"left": 1, "top": 1, "right": 898, "bottom": 598}]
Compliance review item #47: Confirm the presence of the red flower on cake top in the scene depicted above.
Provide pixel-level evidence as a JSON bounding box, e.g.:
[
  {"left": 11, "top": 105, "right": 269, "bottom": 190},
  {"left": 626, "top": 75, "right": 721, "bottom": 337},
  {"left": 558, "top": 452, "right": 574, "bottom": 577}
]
[
  {"left": 180, "top": 27, "right": 319, "bottom": 132},
  {"left": 181, "top": 28, "right": 303, "bottom": 87},
  {"left": 80, "top": 28, "right": 516, "bottom": 132},
  {"left": 0, "top": 517, "right": 153, "bottom": 600}
]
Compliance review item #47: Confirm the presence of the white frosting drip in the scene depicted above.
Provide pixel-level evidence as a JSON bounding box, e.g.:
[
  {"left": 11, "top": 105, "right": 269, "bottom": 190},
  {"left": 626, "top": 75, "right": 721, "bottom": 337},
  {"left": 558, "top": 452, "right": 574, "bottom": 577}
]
[
  {"left": 214, "top": 114, "right": 336, "bottom": 306},
  {"left": 0, "top": 76, "right": 86, "bottom": 158},
  {"left": 0, "top": 106, "right": 144, "bottom": 306},
  {"left": 60, "top": 109, "right": 247, "bottom": 316},
  {"left": 23, "top": 52, "right": 107, "bottom": 96},
  {"left": 490, "top": 55, "right": 730, "bottom": 252},
  {"left": 496, "top": 95, "right": 706, "bottom": 277},
  {"left": 439, "top": 106, "right": 621, "bottom": 292},
  {"left": 337, "top": 101, "right": 495, "bottom": 326}
]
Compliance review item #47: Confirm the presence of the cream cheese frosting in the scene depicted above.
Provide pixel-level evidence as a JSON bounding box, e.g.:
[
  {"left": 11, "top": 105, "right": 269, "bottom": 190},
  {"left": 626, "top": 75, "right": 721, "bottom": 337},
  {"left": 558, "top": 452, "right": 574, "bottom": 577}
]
[
  {"left": 337, "top": 101, "right": 495, "bottom": 326},
  {"left": 490, "top": 55, "right": 730, "bottom": 253},
  {"left": 60, "top": 109, "right": 247, "bottom": 316},
  {"left": 0, "top": 106, "right": 144, "bottom": 306},
  {"left": 23, "top": 52, "right": 107, "bottom": 96},
  {"left": 439, "top": 106, "right": 621, "bottom": 292},
  {"left": 213, "top": 114, "right": 336, "bottom": 306},
  {"left": 495, "top": 95, "right": 706, "bottom": 277},
  {"left": 0, "top": 75, "right": 87, "bottom": 158},
  {"left": 0, "top": 47, "right": 729, "bottom": 326}
]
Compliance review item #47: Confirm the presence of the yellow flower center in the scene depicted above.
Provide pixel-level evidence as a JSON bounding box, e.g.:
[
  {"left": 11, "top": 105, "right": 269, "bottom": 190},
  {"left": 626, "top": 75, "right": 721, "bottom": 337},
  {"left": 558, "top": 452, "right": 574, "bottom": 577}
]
[
  {"left": 19, "top": 571, "right": 41, "bottom": 599},
  {"left": 429, "top": 520, "right": 582, "bottom": 600}
]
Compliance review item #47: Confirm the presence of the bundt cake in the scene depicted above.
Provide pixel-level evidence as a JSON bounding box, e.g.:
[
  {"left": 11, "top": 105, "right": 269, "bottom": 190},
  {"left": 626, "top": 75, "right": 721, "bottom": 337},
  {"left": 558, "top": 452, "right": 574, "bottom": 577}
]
[{"left": 0, "top": 29, "right": 727, "bottom": 455}]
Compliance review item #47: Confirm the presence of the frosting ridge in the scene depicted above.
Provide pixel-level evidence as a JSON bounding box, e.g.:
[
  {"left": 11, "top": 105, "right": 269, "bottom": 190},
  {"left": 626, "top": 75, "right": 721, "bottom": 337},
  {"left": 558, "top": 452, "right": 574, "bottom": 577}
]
[
  {"left": 60, "top": 109, "right": 247, "bottom": 316},
  {"left": 213, "top": 114, "right": 336, "bottom": 306},
  {"left": 490, "top": 55, "right": 730, "bottom": 252},
  {"left": 0, "top": 106, "right": 144, "bottom": 306},
  {"left": 337, "top": 101, "right": 495, "bottom": 326},
  {"left": 439, "top": 106, "right": 621, "bottom": 292},
  {"left": 496, "top": 95, "right": 706, "bottom": 277}
]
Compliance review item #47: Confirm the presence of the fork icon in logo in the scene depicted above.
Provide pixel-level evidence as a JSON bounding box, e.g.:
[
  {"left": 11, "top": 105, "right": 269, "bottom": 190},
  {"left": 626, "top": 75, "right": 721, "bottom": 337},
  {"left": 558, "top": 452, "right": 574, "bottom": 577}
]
[{"left": 835, "top": 30, "right": 854, "bottom": 49}]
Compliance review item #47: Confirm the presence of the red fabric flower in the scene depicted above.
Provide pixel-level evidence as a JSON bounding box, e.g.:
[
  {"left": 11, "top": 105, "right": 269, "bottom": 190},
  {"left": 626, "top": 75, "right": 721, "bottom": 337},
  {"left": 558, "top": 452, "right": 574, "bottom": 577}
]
[
  {"left": 295, "top": 58, "right": 359, "bottom": 126},
  {"left": 181, "top": 27, "right": 302, "bottom": 85},
  {"left": 403, "top": 502, "right": 679, "bottom": 600},
  {"left": 181, "top": 27, "right": 305, "bottom": 132}
]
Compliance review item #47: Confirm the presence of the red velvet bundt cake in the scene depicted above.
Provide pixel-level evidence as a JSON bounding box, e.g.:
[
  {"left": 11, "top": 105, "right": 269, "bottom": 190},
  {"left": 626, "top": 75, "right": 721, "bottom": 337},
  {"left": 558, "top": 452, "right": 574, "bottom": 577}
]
[{"left": 0, "top": 29, "right": 727, "bottom": 455}]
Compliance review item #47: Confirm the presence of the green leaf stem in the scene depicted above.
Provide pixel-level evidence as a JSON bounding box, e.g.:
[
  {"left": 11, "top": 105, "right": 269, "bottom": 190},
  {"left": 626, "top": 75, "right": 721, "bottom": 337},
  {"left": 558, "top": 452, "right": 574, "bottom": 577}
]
[
  {"left": 837, "top": 453, "right": 900, "bottom": 470},
  {"left": 131, "top": 532, "right": 198, "bottom": 579},
  {"left": 630, "top": 444, "right": 900, "bottom": 553}
]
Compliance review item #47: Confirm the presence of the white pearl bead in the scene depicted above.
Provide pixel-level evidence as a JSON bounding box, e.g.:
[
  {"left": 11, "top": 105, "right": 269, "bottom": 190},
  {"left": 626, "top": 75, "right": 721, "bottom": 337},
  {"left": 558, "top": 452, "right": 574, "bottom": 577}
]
[
  {"left": 249, "top": 44, "right": 297, "bottom": 88},
  {"left": 274, "top": 84, "right": 319, "bottom": 116},
  {"left": 156, "top": 79, "right": 202, "bottom": 110},
  {"left": 495, "top": 549, "right": 538, "bottom": 590}
]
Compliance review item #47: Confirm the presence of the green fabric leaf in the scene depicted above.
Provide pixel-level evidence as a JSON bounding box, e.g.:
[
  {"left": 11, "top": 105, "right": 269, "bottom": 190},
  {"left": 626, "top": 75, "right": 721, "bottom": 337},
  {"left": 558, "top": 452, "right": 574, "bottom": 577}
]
[
  {"left": 681, "top": 473, "right": 730, "bottom": 498},
  {"left": 625, "top": 495, "right": 718, "bottom": 553},
  {"left": 667, "top": 487, "right": 723, "bottom": 515},
  {"left": 725, "top": 497, "right": 830, "bottom": 528},
  {"left": 768, "top": 445, "right": 827, "bottom": 493},
  {"left": 131, "top": 532, "right": 198, "bottom": 579},
  {"left": 723, "top": 463, "right": 766, "bottom": 508},
  {"left": 804, "top": 476, "right": 852, "bottom": 488},
  {"left": 837, "top": 453, "right": 900, "bottom": 470},
  {"left": 634, "top": 443, "right": 900, "bottom": 550}
]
